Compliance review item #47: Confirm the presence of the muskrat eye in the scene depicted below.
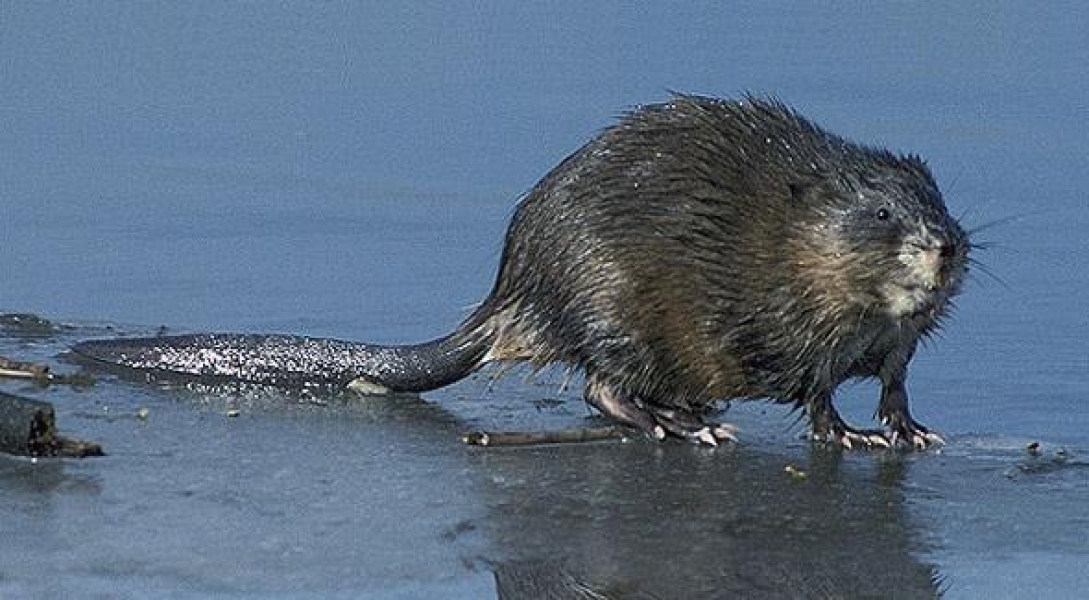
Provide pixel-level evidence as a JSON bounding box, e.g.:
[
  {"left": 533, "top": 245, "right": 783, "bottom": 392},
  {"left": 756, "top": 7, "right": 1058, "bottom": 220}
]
[{"left": 876, "top": 208, "right": 891, "bottom": 221}]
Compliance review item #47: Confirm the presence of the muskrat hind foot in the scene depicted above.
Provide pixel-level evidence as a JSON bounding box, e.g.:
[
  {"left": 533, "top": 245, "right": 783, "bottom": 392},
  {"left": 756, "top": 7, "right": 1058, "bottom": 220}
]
[
  {"left": 647, "top": 405, "right": 738, "bottom": 446},
  {"left": 585, "top": 380, "right": 736, "bottom": 446}
]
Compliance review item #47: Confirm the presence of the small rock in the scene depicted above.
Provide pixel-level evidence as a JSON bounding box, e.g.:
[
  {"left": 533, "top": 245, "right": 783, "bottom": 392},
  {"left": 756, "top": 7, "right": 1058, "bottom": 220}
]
[{"left": 784, "top": 464, "right": 807, "bottom": 479}]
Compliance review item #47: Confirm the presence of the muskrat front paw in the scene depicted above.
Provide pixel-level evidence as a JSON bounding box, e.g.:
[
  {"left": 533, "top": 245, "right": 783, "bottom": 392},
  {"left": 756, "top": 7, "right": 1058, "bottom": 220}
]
[
  {"left": 811, "top": 409, "right": 944, "bottom": 451},
  {"left": 812, "top": 423, "right": 891, "bottom": 450},
  {"left": 883, "top": 415, "right": 945, "bottom": 450},
  {"left": 809, "top": 408, "right": 890, "bottom": 450}
]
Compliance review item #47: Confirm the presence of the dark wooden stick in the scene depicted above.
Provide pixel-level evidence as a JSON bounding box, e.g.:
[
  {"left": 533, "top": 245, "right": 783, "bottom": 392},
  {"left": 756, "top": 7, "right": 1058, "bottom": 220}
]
[
  {"left": 0, "top": 355, "right": 95, "bottom": 386},
  {"left": 462, "top": 425, "right": 628, "bottom": 447},
  {"left": 0, "top": 391, "right": 103, "bottom": 458},
  {"left": 0, "top": 355, "right": 51, "bottom": 380}
]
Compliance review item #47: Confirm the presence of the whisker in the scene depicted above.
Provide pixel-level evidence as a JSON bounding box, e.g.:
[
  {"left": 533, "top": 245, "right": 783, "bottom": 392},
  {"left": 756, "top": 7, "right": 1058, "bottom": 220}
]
[
  {"left": 967, "top": 258, "right": 1010, "bottom": 290},
  {"left": 957, "top": 202, "right": 975, "bottom": 225},
  {"left": 954, "top": 194, "right": 1010, "bottom": 230},
  {"left": 965, "top": 210, "right": 1045, "bottom": 237},
  {"left": 946, "top": 167, "right": 964, "bottom": 195}
]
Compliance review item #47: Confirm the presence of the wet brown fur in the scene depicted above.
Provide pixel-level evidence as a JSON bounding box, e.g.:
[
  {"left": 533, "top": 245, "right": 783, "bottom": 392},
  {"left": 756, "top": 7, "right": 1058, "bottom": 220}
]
[{"left": 454, "top": 94, "right": 969, "bottom": 444}]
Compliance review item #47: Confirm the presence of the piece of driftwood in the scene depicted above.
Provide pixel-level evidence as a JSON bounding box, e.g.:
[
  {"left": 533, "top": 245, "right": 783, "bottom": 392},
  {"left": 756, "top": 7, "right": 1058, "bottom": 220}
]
[
  {"left": 462, "top": 426, "right": 628, "bottom": 447},
  {"left": 0, "top": 355, "right": 95, "bottom": 387},
  {"left": 0, "top": 391, "right": 103, "bottom": 458},
  {"left": 0, "top": 356, "right": 50, "bottom": 380}
]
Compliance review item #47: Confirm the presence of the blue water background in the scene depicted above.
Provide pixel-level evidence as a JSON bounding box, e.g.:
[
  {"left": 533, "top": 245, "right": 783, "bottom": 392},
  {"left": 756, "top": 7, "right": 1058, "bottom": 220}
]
[{"left": 2, "top": 3, "right": 1087, "bottom": 597}]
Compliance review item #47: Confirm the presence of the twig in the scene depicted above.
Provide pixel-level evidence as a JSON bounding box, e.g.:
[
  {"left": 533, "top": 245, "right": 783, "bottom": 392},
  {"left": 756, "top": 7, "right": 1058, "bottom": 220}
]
[
  {"left": 462, "top": 425, "right": 629, "bottom": 447},
  {"left": 0, "top": 356, "right": 51, "bottom": 381},
  {"left": 0, "top": 356, "right": 95, "bottom": 386}
]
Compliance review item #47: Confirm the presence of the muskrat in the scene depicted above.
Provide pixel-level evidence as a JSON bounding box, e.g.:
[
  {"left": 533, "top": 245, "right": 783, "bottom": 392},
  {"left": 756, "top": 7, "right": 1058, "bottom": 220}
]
[{"left": 74, "top": 94, "right": 970, "bottom": 449}]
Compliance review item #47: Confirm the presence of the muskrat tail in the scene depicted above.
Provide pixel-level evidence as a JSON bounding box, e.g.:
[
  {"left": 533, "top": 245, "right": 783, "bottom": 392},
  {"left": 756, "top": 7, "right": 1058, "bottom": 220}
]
[{"left": 70, "top": 320, "right": 495, "bottom": 393}]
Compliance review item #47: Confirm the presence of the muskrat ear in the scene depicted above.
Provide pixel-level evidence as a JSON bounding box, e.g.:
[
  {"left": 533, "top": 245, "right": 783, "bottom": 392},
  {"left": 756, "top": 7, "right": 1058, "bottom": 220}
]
[
  {"left": 788, "top": 182, "right": 807, "bottom": 202},
  {"left": 787, "top": 179, "right": 818, "bottom": 204}
]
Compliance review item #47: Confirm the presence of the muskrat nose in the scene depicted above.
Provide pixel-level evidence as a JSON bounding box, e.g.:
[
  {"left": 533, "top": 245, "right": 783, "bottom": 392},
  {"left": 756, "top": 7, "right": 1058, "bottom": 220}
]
[{"left": 938, "top": 242, "right": 956, "bottom": 259}]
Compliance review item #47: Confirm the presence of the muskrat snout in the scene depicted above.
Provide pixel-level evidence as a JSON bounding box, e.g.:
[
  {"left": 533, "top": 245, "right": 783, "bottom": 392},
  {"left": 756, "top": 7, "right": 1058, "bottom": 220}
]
[
  {"left": 883, "top": 220, "right": 968, "bottom": 318},
  {"left": 935, "top": 239, "right": 968, "bottom": 289}
]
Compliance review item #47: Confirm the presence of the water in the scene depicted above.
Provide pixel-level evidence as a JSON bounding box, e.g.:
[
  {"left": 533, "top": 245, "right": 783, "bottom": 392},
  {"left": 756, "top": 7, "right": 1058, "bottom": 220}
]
[{"left": 2, "top": 2, "right": 1087, "bottom": 597}]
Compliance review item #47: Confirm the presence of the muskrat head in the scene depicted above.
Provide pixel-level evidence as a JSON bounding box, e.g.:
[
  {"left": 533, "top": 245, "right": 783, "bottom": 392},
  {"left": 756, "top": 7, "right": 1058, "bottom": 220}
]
[{"left": 817, "top": 155, "right": 970, "bottom": 324}]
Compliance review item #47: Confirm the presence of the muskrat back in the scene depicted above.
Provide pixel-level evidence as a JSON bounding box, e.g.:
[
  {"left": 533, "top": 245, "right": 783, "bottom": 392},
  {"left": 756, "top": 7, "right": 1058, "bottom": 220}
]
[{"left": 75, "top": 94, "right": 969, "bottom": 449}]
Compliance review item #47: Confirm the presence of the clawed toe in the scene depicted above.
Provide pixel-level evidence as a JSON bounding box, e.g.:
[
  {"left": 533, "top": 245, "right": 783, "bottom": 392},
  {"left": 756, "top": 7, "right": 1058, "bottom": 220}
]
[
  {"left": 692, "top": 424, "right": 739, "bottom": 446},
  {"left": 814, "top": 425, "right": 890, "bottom": 450},
  {"left": 899, "top": 428, "right": 944, "bottom": 450},
  {"left": 884, "top": 416, "right": 944, "bottom": 450},
  {"left": 711, "top": 422, "right": 739, "bottom": 443},
  {"left": 862, "top": 432, "right": 892, "bottom": 449}
]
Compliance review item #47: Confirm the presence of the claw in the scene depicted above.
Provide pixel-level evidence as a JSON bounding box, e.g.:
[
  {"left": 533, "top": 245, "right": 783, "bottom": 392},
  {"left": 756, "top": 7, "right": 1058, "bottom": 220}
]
[
  {"left": 866, "top": 434, "right": 891, "bottom": 448},
  {"left": 888, "top": 418, "right": 944, "bottom": 451},
  {"left": 692, "top": 427, "right": 718, "bottom": 446},
  {"left": 815, "top": 421, "right": 894, "bottom": 451},
  {"left": 712, "top": 423, "right": 739, "bottom": 443},
  {"left": 908, "top": 430, "right": 944, "bottom": 450}
]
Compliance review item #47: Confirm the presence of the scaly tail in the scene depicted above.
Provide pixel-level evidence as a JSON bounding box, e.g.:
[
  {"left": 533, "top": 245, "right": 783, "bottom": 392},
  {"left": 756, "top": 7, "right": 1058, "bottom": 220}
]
[{"left": 72, "top": 327, "right": 492, "bottom": 393}]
